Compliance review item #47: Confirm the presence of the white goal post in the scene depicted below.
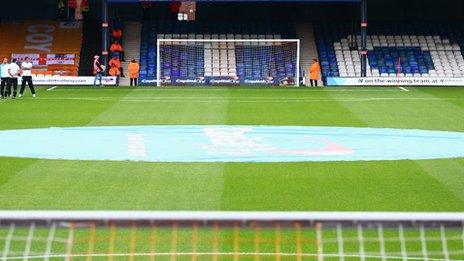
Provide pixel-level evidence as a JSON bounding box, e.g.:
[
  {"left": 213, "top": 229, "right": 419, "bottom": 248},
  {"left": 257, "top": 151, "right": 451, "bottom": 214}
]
[
  {"left": 156, "top": 39, "right": 301, "bottom": 87},
  {"left": 1, "top": 211, "right": 463, "bottom": 222}
]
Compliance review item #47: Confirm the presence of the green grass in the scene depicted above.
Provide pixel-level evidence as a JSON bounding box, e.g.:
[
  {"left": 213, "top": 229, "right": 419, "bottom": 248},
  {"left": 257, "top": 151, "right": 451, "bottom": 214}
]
[{"left": 0, "top": 86, "right": 464, "bottom": 211}]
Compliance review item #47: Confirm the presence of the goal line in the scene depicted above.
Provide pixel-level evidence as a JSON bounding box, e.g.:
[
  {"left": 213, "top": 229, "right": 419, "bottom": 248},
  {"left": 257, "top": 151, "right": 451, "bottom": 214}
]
[{"left": 1, "top": 211, "right": 463, "bottom": 261}]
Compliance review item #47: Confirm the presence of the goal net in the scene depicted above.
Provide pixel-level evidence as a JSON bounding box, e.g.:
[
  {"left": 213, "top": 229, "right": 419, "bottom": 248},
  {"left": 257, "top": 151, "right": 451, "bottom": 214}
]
[
  {"left": 156, "top": 39, "right": 300, "bottom": 87},
  {"left": 1, "top": 211, "right": 463, "bottom": 260}
]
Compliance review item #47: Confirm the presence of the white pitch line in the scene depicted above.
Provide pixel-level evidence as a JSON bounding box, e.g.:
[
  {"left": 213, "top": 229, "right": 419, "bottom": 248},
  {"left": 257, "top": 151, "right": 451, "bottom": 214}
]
[
  {"left": 399, "top": 87, "right": 409, "bottom": 92},
  {"left": 34, "top": 97, "right": 464, "bottom": 103},
  {"left": 46, "top": 86, "right": 58, "bottom": 91}
]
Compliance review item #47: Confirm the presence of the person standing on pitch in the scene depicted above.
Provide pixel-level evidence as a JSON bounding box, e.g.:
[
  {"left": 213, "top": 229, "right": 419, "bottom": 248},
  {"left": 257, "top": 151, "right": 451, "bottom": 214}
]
[
  {"left": 19, "top": 57, "right": 36, "bottom": 98},
  {"left": 7, "top": 59, "right": 20, "bottom": 99},
  {"left": 93, "top": 55, "right": 104, "bottom": 86},
  {"left": 0, "top": 58, "right": 9, "bottom": 98},
  {"left": 128, "top": 59, "right": 140, "bottom": 86},
  {"left": 309, "top": 58, "right": 321, "bottom": 87}
]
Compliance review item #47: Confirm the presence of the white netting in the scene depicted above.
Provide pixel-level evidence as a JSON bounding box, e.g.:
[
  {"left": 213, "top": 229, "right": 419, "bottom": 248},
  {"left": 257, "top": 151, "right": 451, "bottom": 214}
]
[
  {"left": 1, "top": 212, "right": 464, "bottom": 260},
  {"left": 157, "top": 39, "right": 300, "bottom": 86}
]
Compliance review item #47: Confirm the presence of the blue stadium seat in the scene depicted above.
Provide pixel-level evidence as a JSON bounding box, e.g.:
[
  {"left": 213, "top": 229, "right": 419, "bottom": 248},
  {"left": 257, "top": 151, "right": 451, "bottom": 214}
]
[{"left": 139, "top": 21, "right": 297, "bottom": 84}]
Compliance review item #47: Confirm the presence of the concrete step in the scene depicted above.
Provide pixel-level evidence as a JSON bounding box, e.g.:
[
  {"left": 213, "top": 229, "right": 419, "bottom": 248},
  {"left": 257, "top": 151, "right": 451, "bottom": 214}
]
[
  {"left": 122, "top": 21, "right": 142, "bottom": 62},
  {"left": 296, "top": 23, "right": 320, "bottom": 86},
  {"left": 118, "top": 21, "right": 142, "bottom": 86},
  {"left": 119, "top": 77, "right": 131, "bottom": 86}
]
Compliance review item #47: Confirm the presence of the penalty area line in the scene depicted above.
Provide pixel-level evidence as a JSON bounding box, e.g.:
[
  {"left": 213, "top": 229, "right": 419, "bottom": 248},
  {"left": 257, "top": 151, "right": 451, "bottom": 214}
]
[
  {"left": 46, "top": 86, "right": 59, "bottom": 91},
  {"left": 398, "top": 87, "right": 409, "bottom": 92}
]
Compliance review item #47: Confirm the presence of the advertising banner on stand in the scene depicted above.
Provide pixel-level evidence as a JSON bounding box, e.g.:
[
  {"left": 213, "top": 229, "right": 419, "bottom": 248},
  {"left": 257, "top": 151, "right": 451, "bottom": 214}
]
[
  {"left": 31, "top": 76, "right": 118, "bottom": 86},
  {"left": 327, "top": 77, "right": 464, "bottom": 86}
]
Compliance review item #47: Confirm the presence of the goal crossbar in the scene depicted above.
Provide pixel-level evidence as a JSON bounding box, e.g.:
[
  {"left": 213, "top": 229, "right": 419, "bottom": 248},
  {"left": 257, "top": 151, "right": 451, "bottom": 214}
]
[
  {"left": 0, "top": 211, "right": 463, "bottom": 222},
  {"left": 157, "top": 39, "right": 300, "bottom": 43}
]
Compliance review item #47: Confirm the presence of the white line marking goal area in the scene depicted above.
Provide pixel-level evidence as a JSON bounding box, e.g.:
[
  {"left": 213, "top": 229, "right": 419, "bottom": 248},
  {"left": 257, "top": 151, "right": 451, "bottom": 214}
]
[
  {"left": 45, "top": 86, "right": 58, "bottom": 91},
  {"left": 0, "top": 211, "right": 463, "bottom": 260}
]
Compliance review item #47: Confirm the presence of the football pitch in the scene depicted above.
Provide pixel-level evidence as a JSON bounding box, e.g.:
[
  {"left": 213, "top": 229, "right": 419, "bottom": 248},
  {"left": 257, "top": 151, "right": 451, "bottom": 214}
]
[
  {"left": 1, "top": 86, "right": 464, "bottom": 260},
  {"left": 0, "top": 86, "right": 464, "bottom": 211}
]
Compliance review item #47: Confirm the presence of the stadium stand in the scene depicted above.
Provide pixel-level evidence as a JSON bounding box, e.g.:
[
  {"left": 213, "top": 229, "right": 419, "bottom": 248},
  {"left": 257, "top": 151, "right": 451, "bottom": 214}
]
[
  {"left": 316, "top": 22, "right": 464, "bottom": 80},
  {"left": 0, "top": 20, "right": 83, "bottom": 76},
  {"left": 139, "top": 21, "right": 297, "bottom": 84}
]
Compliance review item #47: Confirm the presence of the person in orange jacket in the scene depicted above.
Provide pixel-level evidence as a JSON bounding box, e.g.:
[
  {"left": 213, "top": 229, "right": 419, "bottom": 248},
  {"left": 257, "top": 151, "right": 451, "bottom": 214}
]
[
  {"left": 108, "top": 64, "right": 121, "bottom": 86},
  {"left": 128, "top": 59, "right": 140, "bottom": 86},
  {"left": 109, "top": 64, "right": 120, "bottom": 77},
  {"left": 108, "top": 56, "right": 121, "bottom": 69},
  {"left": 110, "top": 40, "right": 125, "bottom": 61},
  {"left": 110, "top": 40, "right": 123, "bottom": 52},
  {"left": 112, "top": 28, "right": 123, "bottom": 39},
  {"left": 109, "top": 55, "right": 124, "bottom": 77},
  {"left": 309, "top": 58, "right": 321, "bottom": 87}
]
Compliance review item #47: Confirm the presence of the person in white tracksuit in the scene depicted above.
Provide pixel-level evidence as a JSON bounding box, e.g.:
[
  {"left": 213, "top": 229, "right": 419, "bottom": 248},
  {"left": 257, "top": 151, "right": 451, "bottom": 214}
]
[
  {"left": 0, "top": 58, "right": 9, "bottom": 98},
  {"left": 19, "top": 57, "right": 36, "bottom": 98},
  {"left": 7, "top": 59, "right": 20, "bottom": 99}
]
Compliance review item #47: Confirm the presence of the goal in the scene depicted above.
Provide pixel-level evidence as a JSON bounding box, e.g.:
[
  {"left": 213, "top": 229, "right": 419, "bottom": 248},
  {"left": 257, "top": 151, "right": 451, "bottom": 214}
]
[
  {"left": 156, "top": 39, "right": 301, "bottom": 87},
  {"left": 1, "top": 211, "right": 463, "bottom": 260}
]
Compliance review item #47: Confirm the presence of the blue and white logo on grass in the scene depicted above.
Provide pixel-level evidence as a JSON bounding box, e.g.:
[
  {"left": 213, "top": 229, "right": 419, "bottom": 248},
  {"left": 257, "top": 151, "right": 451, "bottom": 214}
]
[{"left": 0, "top": 126, "right": 463, "bottom": 162}]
